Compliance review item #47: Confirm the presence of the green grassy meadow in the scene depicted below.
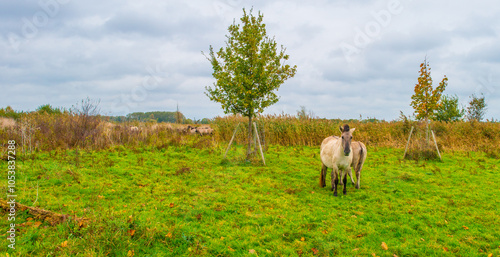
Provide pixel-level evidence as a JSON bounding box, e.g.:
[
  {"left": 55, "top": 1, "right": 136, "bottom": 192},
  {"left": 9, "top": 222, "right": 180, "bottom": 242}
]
[{"left": 2, "top": 139, "right": 499, "bottom": 256}]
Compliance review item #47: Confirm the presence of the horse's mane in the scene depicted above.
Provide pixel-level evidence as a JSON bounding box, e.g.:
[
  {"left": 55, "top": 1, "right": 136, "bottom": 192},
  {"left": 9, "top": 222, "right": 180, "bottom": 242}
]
[{"left": 343, "top": 124, "right": 350, "bottom": 132}]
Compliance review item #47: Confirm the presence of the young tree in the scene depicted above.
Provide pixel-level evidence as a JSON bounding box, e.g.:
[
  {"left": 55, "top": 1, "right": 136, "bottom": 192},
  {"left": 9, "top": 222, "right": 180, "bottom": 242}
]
[
  {"left": 410, "top": 58, "right": 447, "bottom": 143},
  {"left": 410, "top": 59, "right": 448, "bottom": 123},
  {"left": 434, "top": 95, "right": 464, "bottom": 122},
  {"left": 466, "top": 93, "right": 487, "bottom": 122},
  {"left": 175, "top": 104, "right": 184, "bottom": 124},
  {"left": 205, "top": 8, "right": 297, "bottom": 159},
  {"left": 297, "top": 106, "right": 314, "bottom": 120},
  {"left": 70, "top": 97, "right": 101, "bottom": 148}
]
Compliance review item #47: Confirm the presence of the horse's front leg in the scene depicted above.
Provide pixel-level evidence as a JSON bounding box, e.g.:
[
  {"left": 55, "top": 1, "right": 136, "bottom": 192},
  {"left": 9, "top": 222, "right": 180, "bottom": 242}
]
[
  {"left": 339, "top": 167, "right": 347, "bottom": 186},
  {"left": 332, "top": 168, "right": 339, "bottom": 196},
  {"left": 320, "top": 164, "right": 327, "bottom": 188},
  {"left": 343, "top": 168, "right": 348, "bottom": 195}
]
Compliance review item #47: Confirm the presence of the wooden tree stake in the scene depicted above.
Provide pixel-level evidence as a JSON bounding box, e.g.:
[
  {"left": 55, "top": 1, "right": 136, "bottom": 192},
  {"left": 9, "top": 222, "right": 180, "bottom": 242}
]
[
  {"left": 253, "top": 122, "right": 266, "bottom": 165},
  {"left": 403, "top": 126, "right": 414, "bottom": 159},
  {"left": 224, "top": 122, "right": 241, "bottom": 158},
  {"left": 431, "top": 130, "right": 442, "bottom": 161}
]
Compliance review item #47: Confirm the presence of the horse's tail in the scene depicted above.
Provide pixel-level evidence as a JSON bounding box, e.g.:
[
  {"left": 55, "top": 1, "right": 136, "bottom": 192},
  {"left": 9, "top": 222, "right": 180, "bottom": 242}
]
[{"left": 355, "top": 142, "right": 367, "bottom": 172}]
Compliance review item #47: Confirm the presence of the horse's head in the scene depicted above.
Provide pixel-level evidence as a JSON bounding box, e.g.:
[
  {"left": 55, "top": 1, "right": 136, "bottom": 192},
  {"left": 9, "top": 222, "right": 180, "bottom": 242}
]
[{"left": 339, "top": 124, "right": 355, "bottom": 156}]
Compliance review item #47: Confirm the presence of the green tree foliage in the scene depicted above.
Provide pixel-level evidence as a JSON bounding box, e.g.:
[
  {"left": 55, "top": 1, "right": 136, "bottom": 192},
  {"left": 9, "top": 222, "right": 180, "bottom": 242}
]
[
  {"left": 36, "top": 104, "right": 63, "bottom": 115},
  {"left": 434, "top": 95, "right": 464, "bottom": 122},
  {"left": 126, "top": 111, "right": 185, "bottom": 123},
  {"left": 410, "top": 59, "right": 448, "bottom": 122},
  {"left": 205, "top": 8, "right": 297, "bottom": 158},
  {"left": 466, "top": 93, "right": 487, "bottom": 122},
  {"left": 0, "top": 106, "right": 21, "bottom": 119}
]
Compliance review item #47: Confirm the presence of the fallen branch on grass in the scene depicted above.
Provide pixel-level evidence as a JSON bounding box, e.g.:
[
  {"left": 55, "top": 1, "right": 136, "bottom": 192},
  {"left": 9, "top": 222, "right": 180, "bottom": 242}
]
[{"left": 0, "top": 198, "right": 89, "bottom": 227}]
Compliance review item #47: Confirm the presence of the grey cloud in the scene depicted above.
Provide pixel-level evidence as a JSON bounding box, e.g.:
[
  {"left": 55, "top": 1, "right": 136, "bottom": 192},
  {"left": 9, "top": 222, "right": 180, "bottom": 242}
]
[{"left": 1, "top": 0, "right": 499, "bottom": 120}]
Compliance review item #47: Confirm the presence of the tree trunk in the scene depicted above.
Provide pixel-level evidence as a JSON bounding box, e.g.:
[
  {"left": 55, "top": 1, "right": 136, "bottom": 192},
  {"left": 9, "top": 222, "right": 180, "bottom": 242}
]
[
  {"left": 246, "top": 114, "right": 253, "bottom": 160},
  {"left": 0, "top": 198, "right": 89, "bottom": 227},
  {"left": 426, "top": 119, "right": 430, "bottom": 146}
]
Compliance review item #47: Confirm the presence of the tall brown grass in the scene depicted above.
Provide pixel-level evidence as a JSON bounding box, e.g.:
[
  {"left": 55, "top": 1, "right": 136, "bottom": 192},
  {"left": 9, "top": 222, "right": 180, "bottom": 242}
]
[
  {"left": 1, "top": 112, "right": 498, "bottom": 156},
  {"left": 212, "top": 114, "right": 500, "bottom": 153},
  {"left": 0, "top": 112, "right": 205, "bottom": 154}
]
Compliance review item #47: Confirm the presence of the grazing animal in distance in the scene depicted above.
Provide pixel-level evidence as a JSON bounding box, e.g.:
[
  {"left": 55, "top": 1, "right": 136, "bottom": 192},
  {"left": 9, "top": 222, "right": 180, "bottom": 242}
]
[
  {"left": 130, "top": 126, "right": 139, "bottom": 132},
  {"left": 196, "top": 126, "right": 214, "bottom": 136},
  {"left": 319, "top": 124, "right": 356, "bottom": 196},
  {"left": 186, "top": 125, "right": 197, "bottom": 135}
]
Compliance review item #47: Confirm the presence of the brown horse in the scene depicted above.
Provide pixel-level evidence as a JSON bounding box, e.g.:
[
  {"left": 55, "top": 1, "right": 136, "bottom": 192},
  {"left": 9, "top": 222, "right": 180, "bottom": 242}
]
[
  {"left": 319, "top": 124, "right": 355, "bottom": 196},
  {"left": 320, "top": 136, "right": 367, "bottom": 191}
]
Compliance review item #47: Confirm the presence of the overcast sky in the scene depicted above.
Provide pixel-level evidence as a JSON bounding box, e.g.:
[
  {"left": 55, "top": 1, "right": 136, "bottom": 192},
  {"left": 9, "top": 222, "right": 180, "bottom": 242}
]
[{"left": 1, "top": 0, "right": 499, "bottom": 120}]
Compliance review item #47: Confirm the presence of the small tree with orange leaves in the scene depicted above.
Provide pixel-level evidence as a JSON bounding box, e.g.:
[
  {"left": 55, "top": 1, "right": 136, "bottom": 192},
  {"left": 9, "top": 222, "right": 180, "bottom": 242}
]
[
  {"left": 410, "top": 58, "right": 447, "bottom": 150},
  {"left": 410, "top": 58, "right": 448, "bottom": 123}
]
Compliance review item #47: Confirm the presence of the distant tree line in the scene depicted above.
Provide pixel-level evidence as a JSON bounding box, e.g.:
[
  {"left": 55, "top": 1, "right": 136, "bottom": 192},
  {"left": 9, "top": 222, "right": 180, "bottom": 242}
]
[
  {"left": 0, "top": 105, "right": 213, "bottom": 124},
  {"left": 128, "top": 111, "right": 183, "bottom": 123},
  {"left": 107, "top": 111, "right": 211, "bottom": 124}
]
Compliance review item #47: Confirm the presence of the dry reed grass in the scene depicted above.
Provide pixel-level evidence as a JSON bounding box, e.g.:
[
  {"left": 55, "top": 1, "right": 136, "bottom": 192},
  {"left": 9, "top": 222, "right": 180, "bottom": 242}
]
[
  {"left": 0, "top": 112, "right": 211, "bottom": 153},
  {"left": 1, "top": 112, "right": 498, "bottom": 156},
  {"left": 212, "top": 114, "right": 500, "bottom": 153}
]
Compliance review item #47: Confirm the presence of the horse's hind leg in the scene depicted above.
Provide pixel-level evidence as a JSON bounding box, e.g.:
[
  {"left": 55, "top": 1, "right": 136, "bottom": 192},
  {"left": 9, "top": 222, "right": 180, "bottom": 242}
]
[
  {"left": 348, "top": 168, "right": 355, "bottom": 186},
  {"left": 355, "top": 163, "right": 363, "bottom": 189},
  {"left": 320, "top": 164, "right": 327, "bottom": 188},
  {"left": 332, "top": 169, "right": 339, "bottom": 196}
]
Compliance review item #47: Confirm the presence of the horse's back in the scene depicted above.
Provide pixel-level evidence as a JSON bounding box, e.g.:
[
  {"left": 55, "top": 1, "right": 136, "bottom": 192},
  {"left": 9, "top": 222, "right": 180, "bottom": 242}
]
[
  {"left": 351, "top": 141, "right": 367, "bottom": 169},
  {"left": 320, "top": 136, "right": 337, "bottom": 149},
  {"left": 320, "top": 136, "right": 339, "bottom": 168}
]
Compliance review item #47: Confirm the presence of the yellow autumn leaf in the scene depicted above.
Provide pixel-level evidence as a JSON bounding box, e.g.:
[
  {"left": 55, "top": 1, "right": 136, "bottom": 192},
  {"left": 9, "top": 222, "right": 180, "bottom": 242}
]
[
  {"left": 381, "top": 242, "right": 388, "bottom": 250},
  {"left": 127, "top": 250, "right": 134, "bottom": 257},
  {"left": 60, "top": 241, "right": 68, "bottom": 248}
]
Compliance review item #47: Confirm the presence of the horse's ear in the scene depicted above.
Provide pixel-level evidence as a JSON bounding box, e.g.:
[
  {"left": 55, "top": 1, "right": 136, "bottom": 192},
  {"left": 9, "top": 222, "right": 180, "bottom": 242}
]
[
  {"left": 351, "top": 128, "right": 356, "bottom": 133},
  {"left": 339, "top": 126, "right": 343, "bottom": 133}
]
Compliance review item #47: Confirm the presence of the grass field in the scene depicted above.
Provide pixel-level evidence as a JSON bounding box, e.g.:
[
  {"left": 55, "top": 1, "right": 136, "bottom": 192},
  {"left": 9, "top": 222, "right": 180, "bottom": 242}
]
[{"left": 1, "top": 139, "right": 499, "bottom": 256}]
